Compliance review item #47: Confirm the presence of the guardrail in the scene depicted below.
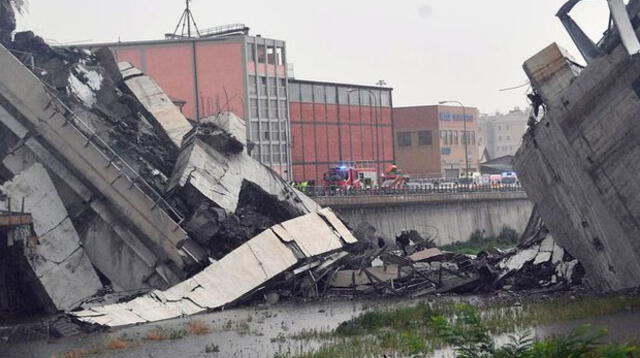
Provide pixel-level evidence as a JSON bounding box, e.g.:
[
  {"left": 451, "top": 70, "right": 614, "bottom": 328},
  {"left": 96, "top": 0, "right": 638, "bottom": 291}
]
[{"left": 305, "top": 184, "right": 524, "bottom": 197}]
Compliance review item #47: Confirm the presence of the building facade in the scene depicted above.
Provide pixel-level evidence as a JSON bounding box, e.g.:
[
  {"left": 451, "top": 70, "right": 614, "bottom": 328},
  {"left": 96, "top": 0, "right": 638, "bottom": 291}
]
[
  {"left": 92, "top": 28, "right": 292, "bottom": 177},
  {"left": 288, "top": 79, "right": 394, "bottom": 184},
  {"left": 477, "top": 108, "right": 528, "bottom": 160},
  {"left": 393, "top": 105, "right": 479, "bottom": 179}
]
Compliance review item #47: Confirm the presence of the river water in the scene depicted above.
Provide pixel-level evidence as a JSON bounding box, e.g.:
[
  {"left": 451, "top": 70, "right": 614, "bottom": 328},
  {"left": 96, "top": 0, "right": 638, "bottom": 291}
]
[{"left": 4, "top": 296, "right": 640, "bottom": 358}]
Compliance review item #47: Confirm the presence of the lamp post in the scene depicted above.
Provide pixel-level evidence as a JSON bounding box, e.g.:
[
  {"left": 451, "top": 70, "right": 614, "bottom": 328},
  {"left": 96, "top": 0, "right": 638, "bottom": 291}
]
[
  {"left": 347, "top": 88, "right": 381, "bottom": 172},
  {"left": 439, "top": 100, "right": 470, "bottom": 177}
]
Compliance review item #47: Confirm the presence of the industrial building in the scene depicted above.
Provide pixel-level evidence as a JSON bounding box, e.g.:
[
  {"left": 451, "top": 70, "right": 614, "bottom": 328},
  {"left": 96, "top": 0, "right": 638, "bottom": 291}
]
[
  {"left": 393, "top": 105, "right": 479, "bottom": 179},
  {"left": 90, "top": 24, "right": 293, "bottom": 177},
  {"left": 88, "top": 25, "right": 396, "bottom": 183},
  {"left": 288, "top": 79, "right": 394, "bottom": 184}
]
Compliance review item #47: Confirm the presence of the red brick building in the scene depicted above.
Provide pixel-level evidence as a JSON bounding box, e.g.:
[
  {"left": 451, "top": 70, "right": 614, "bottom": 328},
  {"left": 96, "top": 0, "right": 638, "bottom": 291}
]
[
  {"left": 288, "top": 79, "right": 394, "bottom": 184},
  {"left": 90, "top": 26, "right": 292, "bottom": 177},
  {"left": 88, "top": 26, "right": 396, "bottom": 183},
  {"left": 394, "top": 105, "right": 479, "bottom": 179}
]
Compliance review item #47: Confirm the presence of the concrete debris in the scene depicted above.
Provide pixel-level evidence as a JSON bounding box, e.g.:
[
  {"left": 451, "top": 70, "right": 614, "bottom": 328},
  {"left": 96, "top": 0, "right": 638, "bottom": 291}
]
[
  {"left": 0, "top": 164, "right": 102, "bottom": 312},
  {"left": 119, "top": 62, "right": 192, "bottom": 148},
  {"left": 0, "top": 13, "right": 324, "bottom": 318},
  {"left": 71, "top": 208, "right": 356, "bottom": 327},
  {"left": 516, "top": 0, "right": 640, "bottom": 292}
]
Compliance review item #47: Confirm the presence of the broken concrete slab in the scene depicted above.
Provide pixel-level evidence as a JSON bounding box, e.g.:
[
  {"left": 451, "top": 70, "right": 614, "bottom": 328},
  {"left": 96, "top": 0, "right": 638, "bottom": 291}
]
[
  {"left": 119, "top": 62, "right": 193, "bottom": 148},
  {"left": 168, "top": 135, "right": 319, "bottom": 215},
  {"left": 0, "top": 163, "right": 102, "bottom": 311},
  {"left": 516, "top": 2, "right": 640, "bottom": 291},
  {"left": 72, "top": 208, "right": 357, "bottom": 327}
]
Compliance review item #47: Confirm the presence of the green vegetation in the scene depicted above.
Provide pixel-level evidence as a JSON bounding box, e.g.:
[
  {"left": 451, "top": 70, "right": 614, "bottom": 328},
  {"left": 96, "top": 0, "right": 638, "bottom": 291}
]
[
  {"left": 282, "top": 296, "right": 640, "bottom": 358},
  {"left": 433, "top": 305, "right": 640, "bottom": 358},
  {"left": 441, "top": 226, "right": 519, "bottom": 255}
]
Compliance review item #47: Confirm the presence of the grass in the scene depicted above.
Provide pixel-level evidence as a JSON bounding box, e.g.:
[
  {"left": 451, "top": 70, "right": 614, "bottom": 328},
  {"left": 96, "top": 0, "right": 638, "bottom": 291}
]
[
  {"left": 441, "top": 226, "right": 520, "bottom": 255},
  {"left": 282, "top": 295, "right": 640, "bottom": 358}
]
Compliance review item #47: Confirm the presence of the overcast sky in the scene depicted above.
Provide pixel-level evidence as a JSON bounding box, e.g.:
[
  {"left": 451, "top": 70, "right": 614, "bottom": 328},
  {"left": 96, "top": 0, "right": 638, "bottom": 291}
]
[{"left": 15, "top": 0, "right": 611, "bottom": 114}]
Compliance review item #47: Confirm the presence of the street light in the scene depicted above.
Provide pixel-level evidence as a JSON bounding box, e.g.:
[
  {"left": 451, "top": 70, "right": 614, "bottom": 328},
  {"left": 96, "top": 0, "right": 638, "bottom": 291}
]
[
  {"left": 439, "top": 100, "right": 470, "bottom": 177},
  {"left": 347, "top": 88, "right": 381, "bottom": 172}
]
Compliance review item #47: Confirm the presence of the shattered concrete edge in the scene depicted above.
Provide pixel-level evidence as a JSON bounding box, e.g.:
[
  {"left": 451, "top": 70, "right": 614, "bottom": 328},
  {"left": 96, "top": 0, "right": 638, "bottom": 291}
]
[{"left": 71, "top": 208, "right": 357, "bottom": 327}]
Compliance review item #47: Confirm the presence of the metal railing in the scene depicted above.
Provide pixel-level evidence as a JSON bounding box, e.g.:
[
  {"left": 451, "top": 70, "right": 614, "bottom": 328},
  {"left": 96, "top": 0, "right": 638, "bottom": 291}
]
[
  {"left": 304, "top": 184, "right": 525, "bottom": 197},
  {"left": 41, "top": 87, "right": 185, "bottom": 226}
]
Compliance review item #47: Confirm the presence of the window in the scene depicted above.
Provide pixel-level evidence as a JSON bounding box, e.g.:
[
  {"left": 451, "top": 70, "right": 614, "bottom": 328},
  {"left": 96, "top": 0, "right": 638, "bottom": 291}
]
[
  {"left": 498, "top": 136, "right": 502, "bottom": 141},
  {"left": 278, "top": 78, "right": 286, "bottom": 97},
  {"left": 259, "top": 99, "right": 267, "bottom": 117},
  {"left": 471, "top": 132, "right": 476, "bottom": 145},
  {"left": 360, "top": 91, "right": 370, "bottom": 106},
  {"left": 249, "top": 99, "right": 258, "bottom": 119},
  {"left": 418, "top": 131, "right": 432, "bottom": 146},
  {"left": 289, "top": 82, "right": 300, "bottom": 101},
  {"left": 250, "top": 121, "right": 259, "bottom": 140},
  {"left": 259, "top": 76, "right": 267, "bottom": 96},
  {"left": 314, "top": 85, "right": 325, "bottom": 103},
  {"left": 269, "top": 100, "right": 277, "bottom": 118},
  {"left": 397, "top": 132, "right": 412, "bottom": 147},
  {"left": 448, "top": 131, "right": 453, "bottom": 145},
  {"left": 247, "top": 43, "right": 256, "bottom": 62},
  {"left": 300, "top": 84, "right": 313, "bottom": 102},
  {"left": 453, "top": 131, "right": 459, "bottom": 145},
  {"left": 441, "top": 130, "right": 447, "bottom": 145},
  {"left": 267, "top": 46, "right": 275, "bottom": 65},
  {"left": 262, "top": 130, "right": 270, "bottom": 140},
  {"left": 275, "top": 47, "right": 284, "bottom": 66},
  {"left": 278, "top": 100, "right": 287, "bottom": 119},
  {"left": 268, "top": 77, "right": 276, "bottom": 96},
  {"left": 257, "top": 45, "right": 266, "bottom": 63},
  {"left": 498, "top": 125, "right": 502, "bottom": 131},
  {"left": 272, "top": 144, "right": 281, "bottom": 163},
  {"left": 326, "top": 86, "right": 337, "bottom": 104},
  {"left": 348, "top": 90, "right": 359, "bottom": 105},
  {"left": 380, "top": 91, "right": 391, "bottom": 107},
  {"left": 506, "top": 135, "right": 511, "bottom": 140},
  {"left": 248, "top": 75, "right": 257, "bottom": 96},
  {"left": 338, "top": 87, "right": 349, "bottom": 104}
]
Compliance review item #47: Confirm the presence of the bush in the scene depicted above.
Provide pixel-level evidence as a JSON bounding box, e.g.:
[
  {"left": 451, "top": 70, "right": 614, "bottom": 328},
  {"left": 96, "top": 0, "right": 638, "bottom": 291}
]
[{"left": 432, "top": 305, "right": 640, "bottom": 358}]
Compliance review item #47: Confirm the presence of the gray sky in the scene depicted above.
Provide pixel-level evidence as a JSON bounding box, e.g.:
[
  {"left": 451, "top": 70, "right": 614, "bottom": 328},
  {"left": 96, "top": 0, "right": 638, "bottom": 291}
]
[{"left": 15, "top": 0, "right": 610, "bottom": 114}]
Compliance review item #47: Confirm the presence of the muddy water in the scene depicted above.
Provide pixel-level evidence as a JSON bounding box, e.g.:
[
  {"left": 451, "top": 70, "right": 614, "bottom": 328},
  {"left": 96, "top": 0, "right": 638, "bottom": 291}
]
[{"left": 4, "top": 297, "right": 640, "bottom": 358}]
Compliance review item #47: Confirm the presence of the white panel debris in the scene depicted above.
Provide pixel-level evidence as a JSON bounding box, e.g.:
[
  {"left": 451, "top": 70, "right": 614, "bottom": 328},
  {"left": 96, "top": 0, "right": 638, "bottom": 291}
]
[
  {"left": 168, "top": 137, "right": 319, "bottom": 214},
  {"left": 120, "top": 62, "right": 193, "bottom": 147},
  {"left": 67, "top": 63, "right": 103, "bottom": 108},
  {"left": 72, "top": 208, "right": 356, "bottom": 327},
  {"left": 0, "top": 163, "right": 102, "bottom": 311},
  {"left": 499, "top": 246, "right": 539, "bottom": 272}
]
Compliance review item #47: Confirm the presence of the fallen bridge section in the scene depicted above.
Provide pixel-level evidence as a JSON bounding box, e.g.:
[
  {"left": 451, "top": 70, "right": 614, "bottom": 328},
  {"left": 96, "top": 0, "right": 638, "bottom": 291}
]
[
  {"left": 72, "top": 208, "right": 357, "bottom": 327},
  {"left": 515, "top": 6, "right": 640, "bottom": 291},
  {"left": 0, "top": 43, "right": 192, "bottom": 272},
  {"left": 0, "top": 163, "right": 102, "bottom": 311}
]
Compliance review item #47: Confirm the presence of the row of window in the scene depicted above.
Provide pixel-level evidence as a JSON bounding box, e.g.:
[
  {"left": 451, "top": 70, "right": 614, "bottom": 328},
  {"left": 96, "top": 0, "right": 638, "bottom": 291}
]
[
  {"left": 249, "top": 99, "right": 288, "bottom": 119},
  {"left": 247, "top": 43, "right": 285, "bottom": 66},
  {"left": 397, "top": 130, "right": 433, "bottom": 147},
  {"left": 288, "top": 82, "right": 391, "bottom": 107},
  {"left": 440, "top": 130, "right": 476, "bottom": 146},
  {"left": 249, "top": 119, "right": 289, "bottom": 143},
  {"left": 250, "top": 143, "right": 289, "bottom": 165},
  {"left": 248, "top": 76, "right": 287, "bottom": 98}
]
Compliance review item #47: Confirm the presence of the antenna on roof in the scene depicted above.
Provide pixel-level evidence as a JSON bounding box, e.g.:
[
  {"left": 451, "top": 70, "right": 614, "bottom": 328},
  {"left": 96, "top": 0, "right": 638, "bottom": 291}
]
[{"left": 171, "top": 0, "right": 201, "bottom": 38}]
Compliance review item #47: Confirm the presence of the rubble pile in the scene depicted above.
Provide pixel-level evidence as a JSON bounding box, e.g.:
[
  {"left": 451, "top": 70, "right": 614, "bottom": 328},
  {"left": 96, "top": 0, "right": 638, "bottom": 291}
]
[
  {"left": 0, "top": 3, "right": 319, "bottom": 317},
  {"left": 0, "top": 2, "right": 585, "bottom": 331}
]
